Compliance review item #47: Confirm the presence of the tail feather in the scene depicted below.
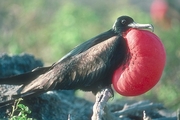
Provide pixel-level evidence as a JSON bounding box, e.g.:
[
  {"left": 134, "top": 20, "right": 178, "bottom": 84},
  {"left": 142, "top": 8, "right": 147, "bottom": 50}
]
[
  {"left": 0, "top": 99, "right": 15, "bottom": 108},
  {"left": 0, "top": 66, "right": 51, "bottom": 85},
  {"left": 0, "top": 88, "right": 45, "bottom": 108},
  {"left": 0, "top": 62, "right": 63, "bottom": 108},
  {"left": 0, "top": 66, "right": 52, "bottom": 107}
]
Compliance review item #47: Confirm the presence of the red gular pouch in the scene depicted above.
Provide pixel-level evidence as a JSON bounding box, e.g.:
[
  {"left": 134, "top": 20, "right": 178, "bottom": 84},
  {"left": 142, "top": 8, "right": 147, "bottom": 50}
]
[{"left": 112, "top": 29, "right": 166, "bottom": 96}]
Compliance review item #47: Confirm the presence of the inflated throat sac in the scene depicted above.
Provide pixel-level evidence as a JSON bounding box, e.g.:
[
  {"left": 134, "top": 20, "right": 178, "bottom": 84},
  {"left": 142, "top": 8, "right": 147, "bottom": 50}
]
[{"left": 112, "top": 29, "right": 166, "bottom": 96}]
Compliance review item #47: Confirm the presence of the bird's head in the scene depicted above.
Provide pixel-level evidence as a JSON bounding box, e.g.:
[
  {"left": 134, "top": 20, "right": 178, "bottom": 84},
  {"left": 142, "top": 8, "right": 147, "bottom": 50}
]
[{"left": 112, "top": 16, "right": 154, "bottom": 34}]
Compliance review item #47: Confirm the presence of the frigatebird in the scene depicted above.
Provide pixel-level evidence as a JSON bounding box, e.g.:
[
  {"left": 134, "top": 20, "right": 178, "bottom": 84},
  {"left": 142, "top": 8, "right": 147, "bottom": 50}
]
[{"left": 0, "top": 16, "right": 162, "bottom": 119}]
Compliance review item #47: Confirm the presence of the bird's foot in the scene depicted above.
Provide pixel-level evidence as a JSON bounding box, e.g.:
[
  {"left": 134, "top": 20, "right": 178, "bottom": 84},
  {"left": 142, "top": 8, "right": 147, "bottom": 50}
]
[{"left": 91, "top": 87, "right": 114, "bottom": 120}]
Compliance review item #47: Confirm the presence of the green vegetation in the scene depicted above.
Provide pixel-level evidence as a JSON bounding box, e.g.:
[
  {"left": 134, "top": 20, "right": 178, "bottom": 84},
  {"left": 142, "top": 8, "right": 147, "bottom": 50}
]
[
  {"left": 0, "top": 1, "right": 180, "bottom": 110},
  {"left": 9, "top": 98, "right": 32, "bottom": 120}
]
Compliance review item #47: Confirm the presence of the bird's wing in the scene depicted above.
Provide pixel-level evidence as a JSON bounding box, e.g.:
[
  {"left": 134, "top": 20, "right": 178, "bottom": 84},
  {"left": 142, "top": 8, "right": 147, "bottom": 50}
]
[
  {"left": 15, "top": 30, "right": 118, "bottom": 95},
  {"left": 0, "top": 29, "right": 118, "bottom": 107},
  {"left": 52, "top": 35, "right": 123, "bottom": 93},
  {"left": 58, "top": 30, "right": 115, "bottom": 62}
]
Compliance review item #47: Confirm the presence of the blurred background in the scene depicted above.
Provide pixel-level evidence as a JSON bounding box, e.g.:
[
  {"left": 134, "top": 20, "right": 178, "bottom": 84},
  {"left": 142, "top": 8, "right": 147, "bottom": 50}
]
[{"left": 0, "top": 0, "right": 180, "bottom": 110}]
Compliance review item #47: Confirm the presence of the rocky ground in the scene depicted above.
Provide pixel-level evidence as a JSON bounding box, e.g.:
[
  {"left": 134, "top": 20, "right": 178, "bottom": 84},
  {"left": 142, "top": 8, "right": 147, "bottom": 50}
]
[{"left": 0, "top": 54, "right": 178, "bottom": 120}]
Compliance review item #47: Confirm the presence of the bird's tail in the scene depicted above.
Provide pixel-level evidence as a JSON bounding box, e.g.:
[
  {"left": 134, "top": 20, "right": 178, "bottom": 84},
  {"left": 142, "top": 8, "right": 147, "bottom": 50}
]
[
  {"left": 0, "top": 90, "right": 44, "bottom": 108},
  {"left": 0, "top": 66, "right": 52, "bottom": 108},
  {"left": 0, "top": 99, "right": 16, "bottom": 108},
  {"left": 0, "top": 88, "right": 47, "bottom": 108},
  {"left": 0, "top": 66, "right": 51, "bottom": 85}
]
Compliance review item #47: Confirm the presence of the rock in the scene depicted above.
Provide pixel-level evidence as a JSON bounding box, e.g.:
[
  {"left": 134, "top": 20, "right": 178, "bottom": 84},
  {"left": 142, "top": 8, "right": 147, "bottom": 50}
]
[{"left": 0, "top": 53, "right": 43, "bottom": 77}]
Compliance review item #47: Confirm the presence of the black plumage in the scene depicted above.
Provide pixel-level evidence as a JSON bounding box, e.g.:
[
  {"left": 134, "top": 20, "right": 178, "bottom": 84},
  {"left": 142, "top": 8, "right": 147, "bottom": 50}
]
[{"left": 0, "top": 16, "right": 152, "bottom": 104}]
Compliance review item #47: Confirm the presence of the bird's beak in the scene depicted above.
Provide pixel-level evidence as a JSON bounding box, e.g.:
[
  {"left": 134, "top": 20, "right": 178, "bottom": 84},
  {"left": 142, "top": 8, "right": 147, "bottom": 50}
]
[{"left": 128, "top": 22, "right": 154, "bottom": 32}]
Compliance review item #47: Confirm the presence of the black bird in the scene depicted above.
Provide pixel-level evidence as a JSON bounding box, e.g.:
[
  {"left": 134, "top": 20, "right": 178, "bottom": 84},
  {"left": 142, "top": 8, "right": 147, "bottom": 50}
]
[{"left": 0, "top": 16, "right": 153, "bottom": 119}]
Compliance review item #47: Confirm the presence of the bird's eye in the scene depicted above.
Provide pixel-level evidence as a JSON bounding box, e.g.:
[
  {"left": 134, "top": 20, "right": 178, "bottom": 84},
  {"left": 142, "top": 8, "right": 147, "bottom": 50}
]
[{"left": 121, "top": 19, "right": 126, "bottom": 25}]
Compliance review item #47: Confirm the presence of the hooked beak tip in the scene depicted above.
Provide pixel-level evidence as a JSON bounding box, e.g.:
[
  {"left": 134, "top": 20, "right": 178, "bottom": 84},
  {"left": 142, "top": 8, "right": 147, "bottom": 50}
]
[{"left": 149, "top": 24, "right": 154, "bottom": 32}]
